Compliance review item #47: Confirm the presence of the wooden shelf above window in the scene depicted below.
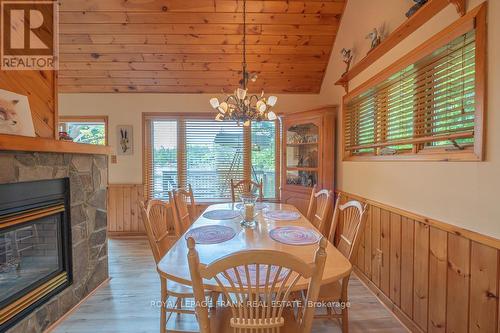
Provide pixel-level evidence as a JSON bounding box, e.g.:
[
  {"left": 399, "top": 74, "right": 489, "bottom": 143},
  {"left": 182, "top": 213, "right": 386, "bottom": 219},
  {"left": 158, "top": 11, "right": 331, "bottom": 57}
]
[
  {"left": 335, "top": 0, "right": 465, "bottom": 92},
  {"left": 0, "top": 134, "right": 111, "bottom": 155}
]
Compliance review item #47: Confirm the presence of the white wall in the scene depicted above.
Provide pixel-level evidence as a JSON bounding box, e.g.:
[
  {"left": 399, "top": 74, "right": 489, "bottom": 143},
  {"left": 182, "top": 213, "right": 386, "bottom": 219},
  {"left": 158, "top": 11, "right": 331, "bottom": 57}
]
[
  {"left": 59, "top": 93, "right": 324, "bottom": 184},
  {"left": 319, "top": 0, "right": 500, "bottom": 238}
]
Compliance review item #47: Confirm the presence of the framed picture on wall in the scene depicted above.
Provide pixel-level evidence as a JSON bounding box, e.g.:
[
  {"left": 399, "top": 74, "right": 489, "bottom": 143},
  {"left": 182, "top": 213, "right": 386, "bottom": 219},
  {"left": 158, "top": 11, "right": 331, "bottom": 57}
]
[
  {"left": 0, "top": 89, "right": 35, "bottom": 137},
  {"left": 117, "top": 125, "right": 133, "bottom": 155}
]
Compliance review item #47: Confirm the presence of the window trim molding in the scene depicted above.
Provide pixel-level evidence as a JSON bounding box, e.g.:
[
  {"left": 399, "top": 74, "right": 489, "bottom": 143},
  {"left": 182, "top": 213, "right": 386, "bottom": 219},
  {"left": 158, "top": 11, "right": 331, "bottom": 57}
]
[
  {"left": 341, "top": 2, "right": 486, "bottom": 162},
  {"left": 59, "top": 115, "right": 109, "bottom": 145},
  {"left": 142, "top": 112, "right": 280, "bottom": 201}
]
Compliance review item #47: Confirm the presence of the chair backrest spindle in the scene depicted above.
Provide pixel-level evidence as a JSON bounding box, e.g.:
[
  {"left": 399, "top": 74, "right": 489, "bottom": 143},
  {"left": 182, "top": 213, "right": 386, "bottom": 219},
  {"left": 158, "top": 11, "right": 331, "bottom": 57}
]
[
  {"left": 230, "top": 179, "right": 264, "bottom": 202},
  {"left": 328, "top": 194, "right": 368, "bottom": 261},
  {"left": 187, "top": 238, "right": 328, "bottom": 333},
  {"left": 306, "top": 185, "right": 333, "bottom": 234},
  {"left": 139, "top": 199, "right": 180, "bottom": 263}
]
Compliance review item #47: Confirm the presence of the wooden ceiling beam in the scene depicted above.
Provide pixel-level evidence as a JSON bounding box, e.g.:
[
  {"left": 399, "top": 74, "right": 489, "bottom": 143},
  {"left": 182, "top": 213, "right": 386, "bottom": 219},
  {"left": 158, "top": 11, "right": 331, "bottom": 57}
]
[
  {"left": 58, "top": 70, "right": 326, "bottom": 79},
  {"left": 58, "top": 84, "right": 322, "bottom": 94},
  {"left": 58, "top": 77, "right": 323, "bottom": 86},
  {"left": 59, "top": 34, "right": 335, "bottom": 46},
  {"left": 59, "top": 12, "right": 340, "bottom": 25},
  {"left": 59, "top": 53, "right": 330, "bottom": 63},
  {"left": 59, "top": 61, "right": 329, "bottom": 71},
  {"left": 60, "top": 44, "right": 330, "bottom": 56},
  {"left": 59, "top": 0, "right": 345, "bottom": 14}
]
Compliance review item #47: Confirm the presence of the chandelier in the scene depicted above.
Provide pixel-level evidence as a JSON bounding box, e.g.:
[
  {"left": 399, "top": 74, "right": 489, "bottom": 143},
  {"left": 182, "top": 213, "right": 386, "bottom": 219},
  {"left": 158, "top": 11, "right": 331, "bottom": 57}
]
[{"left": 209, "top": 0, "right": 278, "bottom": 126}]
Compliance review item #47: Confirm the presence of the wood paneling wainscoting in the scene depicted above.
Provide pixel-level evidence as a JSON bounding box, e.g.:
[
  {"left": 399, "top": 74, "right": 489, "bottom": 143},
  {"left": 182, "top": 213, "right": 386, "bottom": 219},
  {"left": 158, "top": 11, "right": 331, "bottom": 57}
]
[
  {"left": 107, "top": 184, "right": 145, "bottom": 236},
  {"left": 337, "top": 191, "right": 500, "bottom": 333},
  {"left": 107, "top": 184, "right": 209, "bottom": 236}
]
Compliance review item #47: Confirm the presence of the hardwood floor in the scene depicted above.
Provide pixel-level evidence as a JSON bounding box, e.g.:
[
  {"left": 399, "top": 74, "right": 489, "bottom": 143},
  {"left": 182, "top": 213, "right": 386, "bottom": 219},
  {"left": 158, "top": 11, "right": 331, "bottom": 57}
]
[{"left": 51, "top": 239, "right": 408, "bottom": 333}]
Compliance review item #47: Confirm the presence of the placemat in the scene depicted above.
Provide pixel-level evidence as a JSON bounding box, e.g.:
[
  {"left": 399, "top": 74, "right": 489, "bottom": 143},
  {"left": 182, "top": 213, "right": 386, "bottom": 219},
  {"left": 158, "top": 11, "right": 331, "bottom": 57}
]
[
  {"left": 235, "top": 202, "right": 269, "bottom": 210},
  {"left": 269, "top": 226, "right": 321, "bottom": 246},
  {"left": 202, "top": 209, "right": 240, "bottom": 220},
  {"left": 264, "top": 210, "right": 301, "bottom": 221},
  {"left": 185, "top": 225, "right": 236, "bottom": 244},
  {"left": 225, "top": 264, "right": 290, "bottom": 286}
]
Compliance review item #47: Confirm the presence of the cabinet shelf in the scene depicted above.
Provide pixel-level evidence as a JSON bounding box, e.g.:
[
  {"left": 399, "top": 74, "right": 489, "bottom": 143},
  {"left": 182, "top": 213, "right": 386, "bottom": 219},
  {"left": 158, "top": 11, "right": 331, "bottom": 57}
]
[
  {"left": 286, "top": 167, "right": 318, "bottom": 172},
  {"left": 286, "top": 142, "right": 319, "bottom": 146}
]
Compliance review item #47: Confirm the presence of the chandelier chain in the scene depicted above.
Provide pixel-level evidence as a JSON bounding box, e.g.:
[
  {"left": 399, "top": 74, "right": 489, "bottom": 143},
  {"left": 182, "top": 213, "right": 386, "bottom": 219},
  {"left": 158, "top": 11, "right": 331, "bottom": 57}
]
[
  {"left": 209, "top": 0, "right": 277, "bottom": 126},
  {"left": 242, "top": 0, "right": 247, "bottom": 89}
]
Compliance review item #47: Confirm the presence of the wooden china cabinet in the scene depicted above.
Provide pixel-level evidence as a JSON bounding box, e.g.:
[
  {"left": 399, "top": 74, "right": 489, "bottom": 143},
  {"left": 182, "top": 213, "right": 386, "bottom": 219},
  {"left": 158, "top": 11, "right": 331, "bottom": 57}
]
[{"left": 280, "top": 106, "right": 336, "bottom": 215}]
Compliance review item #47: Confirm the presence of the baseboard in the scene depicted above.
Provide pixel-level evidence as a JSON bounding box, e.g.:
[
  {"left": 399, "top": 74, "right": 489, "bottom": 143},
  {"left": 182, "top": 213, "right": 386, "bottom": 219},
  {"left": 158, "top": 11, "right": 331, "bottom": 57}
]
[
  {"left": 108, "top": 231, "right": 146, "bottom": 238},
  {"left": 44, "top": 277, "right": 111, "bottom": 333}
]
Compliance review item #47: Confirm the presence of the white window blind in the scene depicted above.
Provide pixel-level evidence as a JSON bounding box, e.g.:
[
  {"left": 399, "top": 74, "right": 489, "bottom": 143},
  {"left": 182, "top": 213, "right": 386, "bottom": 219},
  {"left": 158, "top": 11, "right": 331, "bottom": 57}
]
[
  {"left": 150, "top": 121, "right": 177, "bottom": 200},
  {"left": 344, "top": 29, "right": 476, "bottom": 156},
  {"left": 184, "top": 120, "right": 244, "bottom": 200}
]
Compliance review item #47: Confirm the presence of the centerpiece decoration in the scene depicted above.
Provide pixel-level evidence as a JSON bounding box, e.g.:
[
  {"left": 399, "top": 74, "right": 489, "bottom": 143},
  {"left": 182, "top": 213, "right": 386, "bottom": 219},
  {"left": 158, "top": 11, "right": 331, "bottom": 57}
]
[{"left": 239, "top": 193, "right": 258, "bottom": 228}]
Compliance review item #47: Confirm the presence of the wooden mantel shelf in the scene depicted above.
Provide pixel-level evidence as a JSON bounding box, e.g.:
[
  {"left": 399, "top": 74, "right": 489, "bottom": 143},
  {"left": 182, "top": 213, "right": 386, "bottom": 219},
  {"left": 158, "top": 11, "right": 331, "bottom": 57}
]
[
  {"left": 335, "top": 0, "right": 465, "bottom": 91},
  {"left": 0, "top": 134, "right": 111, "bottom": 155}
]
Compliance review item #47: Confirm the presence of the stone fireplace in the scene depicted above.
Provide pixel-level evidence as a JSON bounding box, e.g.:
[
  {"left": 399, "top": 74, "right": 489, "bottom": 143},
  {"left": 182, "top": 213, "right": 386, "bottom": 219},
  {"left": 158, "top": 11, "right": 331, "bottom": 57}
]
[
  {"left": 0, "top": 178, "right": 72, "bottom": 331},
  {"left": 0, "top": 151, "right": 108, "bottom": 333}
]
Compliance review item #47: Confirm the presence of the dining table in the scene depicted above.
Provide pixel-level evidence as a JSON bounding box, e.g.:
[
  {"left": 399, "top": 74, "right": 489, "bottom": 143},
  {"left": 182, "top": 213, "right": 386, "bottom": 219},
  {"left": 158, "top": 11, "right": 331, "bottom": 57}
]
[{"left": 157, "top": 202, "right": 352, "bottom": 292}]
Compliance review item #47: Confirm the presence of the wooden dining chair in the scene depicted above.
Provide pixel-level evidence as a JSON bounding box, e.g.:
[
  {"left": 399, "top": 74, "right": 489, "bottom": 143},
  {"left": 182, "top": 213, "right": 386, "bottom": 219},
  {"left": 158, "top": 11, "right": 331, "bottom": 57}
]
[
  {"left": 315, "top": 194, "right": 369, "bottom": 332},
  {"left": 170, "top": 188, "right": 195, "bottom": 234},
  {"left": 139, "top": 200, "right": 197, "bottom": 333},
  {"left": 230, "top": 179, "right": 264, "bottom": 202},
  {"left": 306, "top": 185, "right": 333, "bottom": 234},
  {"left": 187, "top": 237, "right": 328, "bottom": 333}
]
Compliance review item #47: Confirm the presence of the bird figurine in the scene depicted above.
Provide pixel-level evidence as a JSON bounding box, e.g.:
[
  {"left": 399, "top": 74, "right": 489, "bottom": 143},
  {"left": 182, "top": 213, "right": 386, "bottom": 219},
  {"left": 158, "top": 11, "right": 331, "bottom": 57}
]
[
  {"left": 406, "top": 0, "right": 428, "bottom": 18},
  {"left": 366, "top": 28, "right": 381, "bottom": 51},
  {"left": 341, "top": 48, "right": 353, "bottom": 74}
]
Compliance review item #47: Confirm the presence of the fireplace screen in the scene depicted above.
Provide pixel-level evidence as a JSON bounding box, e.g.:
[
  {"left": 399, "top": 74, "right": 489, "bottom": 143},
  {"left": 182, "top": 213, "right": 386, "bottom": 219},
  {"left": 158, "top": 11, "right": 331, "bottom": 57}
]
[
  {"left": 0, "top": 179, "right": 72, "bottom": 331},
  {"left": 1, "top": 213, "right": 63, "bottom": 304}
]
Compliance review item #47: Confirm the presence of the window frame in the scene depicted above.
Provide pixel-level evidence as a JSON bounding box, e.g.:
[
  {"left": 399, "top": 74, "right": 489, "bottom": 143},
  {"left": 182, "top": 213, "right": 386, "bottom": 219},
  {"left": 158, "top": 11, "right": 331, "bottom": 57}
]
[
  {"left": 143, "top": 113, "right": 281, "bottom": 202},
  {"left": 342, "top": 3, "right": 486, "bottom": 162},
  {"left": 59, "top": 115, "right": 109, "bottom": 146}
]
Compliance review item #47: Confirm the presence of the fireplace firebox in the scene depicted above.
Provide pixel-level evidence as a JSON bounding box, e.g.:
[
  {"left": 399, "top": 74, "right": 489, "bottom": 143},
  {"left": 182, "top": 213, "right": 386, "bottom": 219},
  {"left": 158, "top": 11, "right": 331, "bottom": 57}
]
[{"left": 0, "top": 179, "right": 72, "bottom": 332}]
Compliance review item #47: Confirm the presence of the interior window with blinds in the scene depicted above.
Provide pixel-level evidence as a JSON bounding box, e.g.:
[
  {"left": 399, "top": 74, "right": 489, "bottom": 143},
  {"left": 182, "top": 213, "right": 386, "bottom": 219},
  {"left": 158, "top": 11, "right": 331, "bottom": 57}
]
[
  {"left": 185, "top": 120, "right": 244, "bottom": 200},
  {"left": 146, "top": 118, "right": 277, "bottom": 201},
  {"left": 344, "top": 28, "right": 480, "bottom": 160}
]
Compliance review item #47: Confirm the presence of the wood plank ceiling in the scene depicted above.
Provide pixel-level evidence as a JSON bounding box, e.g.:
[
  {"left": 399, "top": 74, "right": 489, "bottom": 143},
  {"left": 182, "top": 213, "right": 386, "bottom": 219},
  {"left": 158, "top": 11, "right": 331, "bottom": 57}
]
[{"left": 58, "top": 0, "right": 345, "bottom": 93}]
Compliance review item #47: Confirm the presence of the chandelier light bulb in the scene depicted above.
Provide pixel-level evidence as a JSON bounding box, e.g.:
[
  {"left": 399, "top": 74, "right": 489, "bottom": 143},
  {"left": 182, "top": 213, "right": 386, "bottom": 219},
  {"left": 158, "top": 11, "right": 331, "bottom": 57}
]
[
  {"left": 217, "top": 102, "right": 228, "bottom": 114},
  {"left": 209, "top": 98, "right": 220, "bottom": 109},
  {"left": 256, "top": 100, "right": 267, "bottom": 113},
  {"left": 236, "top": 88, "right": 247, "bottom": 100},
  {"left": 267, "top": 111, "right": 277, "bottom": 121},
  {"left": 267, "top": 96, "right": 278, "bottom": 107}
]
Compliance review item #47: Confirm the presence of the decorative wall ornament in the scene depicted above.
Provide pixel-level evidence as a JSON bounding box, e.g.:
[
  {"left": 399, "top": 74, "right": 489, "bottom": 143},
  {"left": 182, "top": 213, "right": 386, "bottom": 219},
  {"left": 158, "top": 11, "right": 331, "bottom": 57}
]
[
  {"left": 366, "top": 28, "right": 382, "bottom": 51},
  {"left": 117, "top": 125, "right": 133, "bottom": 155},
  {"left": 341, "top": 48, "right": 354, "bottom": 75},
  {"left": 406, "top": 0, "right": 428, "bottom": 18},
  {"left": 0, "top": 89, "right": 35, "bottom": 137}
]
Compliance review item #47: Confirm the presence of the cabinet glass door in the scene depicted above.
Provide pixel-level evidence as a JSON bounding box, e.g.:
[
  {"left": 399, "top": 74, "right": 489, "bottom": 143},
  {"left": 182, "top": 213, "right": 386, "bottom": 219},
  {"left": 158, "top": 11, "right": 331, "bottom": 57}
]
[{"left": 285, "top": 122, "right": 319, "bottom": 188}]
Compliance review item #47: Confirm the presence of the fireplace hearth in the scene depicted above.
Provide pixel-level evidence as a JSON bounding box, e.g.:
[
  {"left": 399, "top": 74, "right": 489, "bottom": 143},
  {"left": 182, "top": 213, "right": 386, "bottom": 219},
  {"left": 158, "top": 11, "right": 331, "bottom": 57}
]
[{"left": 0, "top": 179, "right": 72, "bottom": 332}]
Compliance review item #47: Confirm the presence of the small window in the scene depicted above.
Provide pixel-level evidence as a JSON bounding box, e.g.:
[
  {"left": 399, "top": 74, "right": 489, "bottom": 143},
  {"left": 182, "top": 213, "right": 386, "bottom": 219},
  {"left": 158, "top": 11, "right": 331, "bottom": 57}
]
[
  {"left": 59, "top": 117, "right": 108, "bottom": 146},
  {"left": 343, "top": 8, "right": 485, "bottom": 161}
]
